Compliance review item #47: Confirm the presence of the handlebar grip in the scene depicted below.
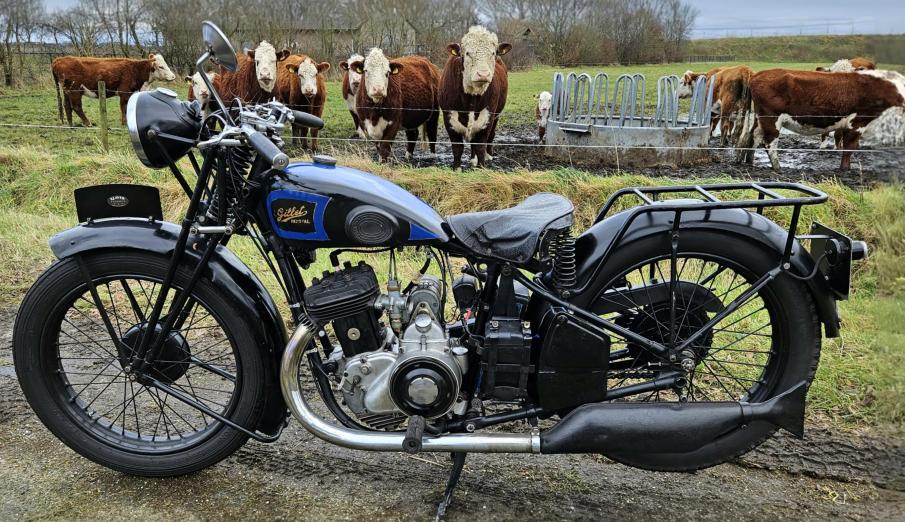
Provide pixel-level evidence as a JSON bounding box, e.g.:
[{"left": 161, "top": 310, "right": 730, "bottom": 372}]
[
  {"left": 245, "top": 129, "right": 289, "bottom": 170},
  {"left": 292, "top": 110, "right": 325, "bottom": 129}
]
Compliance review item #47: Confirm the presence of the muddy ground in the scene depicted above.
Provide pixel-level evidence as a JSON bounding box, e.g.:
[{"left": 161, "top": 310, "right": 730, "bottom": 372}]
[
  {"left": 1, "top": 308, "right": 903, "bottom": 521},
  {"left": 324, "top": 127, "right": 905, "bottom": 190}
]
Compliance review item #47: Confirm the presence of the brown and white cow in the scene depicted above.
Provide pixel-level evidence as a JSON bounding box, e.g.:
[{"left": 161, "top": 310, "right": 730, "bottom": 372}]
[
  {"left": 215, "top": 41, "right": 290, "bottom": 105},
  {"left": 816, "top": 57, "right": 876, "bottom": 72},
  {"left": 678, "top": 67, "right": 724, "bottom": 98},
  {"left": 439, "top": 26, "right": 511, "bottom": 169},
  {"left": 281, "top": 56, "right": 330, "bottom": 149},
  {"left": 712, "top": 65, "right": 754, "bottom": 146},
  {"left": 340, "top": 53, "right": 365, "bottom": 138},
  {"left": 52, "top": 53, "right": 176, "bottom": 126},
  {"left": 535, "top": 91, "right": 552, "bottom": 142},
  {"left": 736, "top": 68, "right": 905, "bottom": 170},
  {"left": 186, "top": 71, "right": 217, "bottom": 111},
  {"left": 351, "top": 48, "right": 440, "bottom": 162}
]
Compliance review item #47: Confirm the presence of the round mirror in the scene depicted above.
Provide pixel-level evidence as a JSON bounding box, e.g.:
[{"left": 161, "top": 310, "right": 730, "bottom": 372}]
[{"left": 202, "top": 21, "right": 237, "bottom": 72}]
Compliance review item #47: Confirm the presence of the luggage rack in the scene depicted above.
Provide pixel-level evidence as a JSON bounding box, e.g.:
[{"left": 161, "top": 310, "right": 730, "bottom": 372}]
[{"left": 576, "top": 182, "right": 831, "bottom": 297}]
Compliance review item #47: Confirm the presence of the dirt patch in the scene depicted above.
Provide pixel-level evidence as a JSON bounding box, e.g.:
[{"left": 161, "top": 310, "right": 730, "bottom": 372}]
[
  {"left": 1, "top": 307, "right": 903, "bottom": 520},
  {"left": 320, "top": 126, "right": 905, "bottom": 190}
]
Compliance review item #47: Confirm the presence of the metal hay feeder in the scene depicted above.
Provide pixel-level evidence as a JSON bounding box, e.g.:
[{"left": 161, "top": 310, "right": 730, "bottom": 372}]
[{"left": 546, "top": 72, "right": 716, "bottom": 167}]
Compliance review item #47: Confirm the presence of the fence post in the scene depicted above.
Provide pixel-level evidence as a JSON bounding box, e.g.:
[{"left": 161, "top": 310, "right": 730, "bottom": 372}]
[{"left": 97, "top": 80, "right": 109, "bottom": 152}]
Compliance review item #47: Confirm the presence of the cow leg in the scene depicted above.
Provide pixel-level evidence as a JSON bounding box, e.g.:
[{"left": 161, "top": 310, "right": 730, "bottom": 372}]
[
  {"left": 63, "top": 92, "right": 74, "bottom": 126},
  {"left": 538, "top": 126, "right": 546, "bottom": 143},
  {"left": 71, "top": 93, "right": 91, "bottom": 127},
  {"left": 760, "top": 117, "right": 782, "bottom": 171},
  {"left": 470, "top": 128, "right": 492, "bottom": 167},
  {"left": 310, "top": 128, "right": 319, "bottom": 151},
  {"left": 426, "top": 110, "right": 440, "bottom": 155},
  {"left": 120, "top": 94, "right": 129, "bottom": 125},
  {"left": 839, "top": 129, "right": 861, "bottom": 170},
  {"left": 834, "top": 131, "right": 844, "bottom": 150},
  {"left": 485, "top": 118, "right": 499, "bottom": 161},
  {"left": 405, "top": 128, "right": 419, "bottom": 160},
  {"left": 351, "top": 112, "right": 364, "bottom": 140}
]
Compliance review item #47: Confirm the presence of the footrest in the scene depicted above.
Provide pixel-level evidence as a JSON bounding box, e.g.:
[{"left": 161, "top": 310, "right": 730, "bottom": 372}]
[{"left": 403, "top": 415, "right": 425, "bottom": 453}]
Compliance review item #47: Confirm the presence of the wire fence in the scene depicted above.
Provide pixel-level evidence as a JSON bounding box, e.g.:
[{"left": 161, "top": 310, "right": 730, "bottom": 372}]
[{"left": 2, "top": 81, "right": 904, "bottom": 158}]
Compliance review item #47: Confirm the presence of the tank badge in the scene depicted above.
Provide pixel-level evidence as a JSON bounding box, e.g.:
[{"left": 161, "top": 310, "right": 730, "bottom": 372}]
[{"left": 271, "top": 200, "right": 315, "bottom": 233}]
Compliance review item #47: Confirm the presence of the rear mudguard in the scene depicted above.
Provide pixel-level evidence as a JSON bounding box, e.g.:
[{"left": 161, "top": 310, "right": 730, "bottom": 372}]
[
  {"left": 571, "top": 205, "right": 840, "bottom": 337},
  {"left": 49, "top": 218, "right": 290, "bottom": 437}
]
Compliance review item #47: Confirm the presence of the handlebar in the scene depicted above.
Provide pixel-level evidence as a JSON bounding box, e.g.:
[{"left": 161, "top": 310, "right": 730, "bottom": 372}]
[
  {"left": 291, "top": 110, "right": 325, "bottom": 129},
  {"left": 244, "top": 127, "right": 289, "bottom": 170}
]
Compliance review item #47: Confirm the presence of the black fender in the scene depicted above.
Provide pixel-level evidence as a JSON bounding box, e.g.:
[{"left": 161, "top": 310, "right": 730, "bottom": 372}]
[
  {"left": 49, "top": 218, "right": 290, "bottom": 436},
  {"left": 571, "top": 205, "right": 840, "bottom": 337}
]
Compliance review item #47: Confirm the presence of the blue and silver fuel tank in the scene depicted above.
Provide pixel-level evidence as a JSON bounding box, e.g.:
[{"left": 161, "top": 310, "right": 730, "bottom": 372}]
[{"left": 265, "top": 157, "right": 448, "bottom": 247}]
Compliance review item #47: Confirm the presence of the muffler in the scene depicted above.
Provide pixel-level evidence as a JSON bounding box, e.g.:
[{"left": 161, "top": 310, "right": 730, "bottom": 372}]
[{"left": 540, "top": 382, "right": 807, "bottom": 454}]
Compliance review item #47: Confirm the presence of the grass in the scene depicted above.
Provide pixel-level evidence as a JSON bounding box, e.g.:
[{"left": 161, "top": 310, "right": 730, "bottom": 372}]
[
  {"left": 1, "top": 142, "right": 904, "bottom": 433},
  {"left": 686, "top": 34, "right": 905, "bottom": 66},
  {"left": 0, "top": 61, "right": 831, "bottom": 156}
]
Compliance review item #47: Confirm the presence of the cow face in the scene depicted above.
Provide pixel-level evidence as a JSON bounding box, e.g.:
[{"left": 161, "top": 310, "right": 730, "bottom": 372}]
[
  {"left": 247, "top": 41, "right": 289, "bottom": 93},
  {"left": 449, "top": 26, "right": 511, "bottom": 96},
  {"left": 186, "top": 72, "right": 213, "bottom": 106},
  {"left": 148, "top": 53, "right": 176, "bottom": 82},
  {"left": 818, "top": 58, "right": 877, "bottom": 73},
  {"left": 536, "top": 91, "right": 553, "bottom": 126},
  {"left": 340, "top": 53, "right": 365, "bottom": 94},
  {"left": 678, "top": 70, "right": 697, "bottom": 98},
  {"left": 290, "top": 58, "right": 330, "bottom": 98},
  {"left": 357, "top": 48, "right": 402, "bottom": 103}
]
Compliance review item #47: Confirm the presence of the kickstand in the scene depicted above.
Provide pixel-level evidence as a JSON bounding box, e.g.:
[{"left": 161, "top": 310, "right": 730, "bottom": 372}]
[{"left": 435, "top": 451, "right": 467, "bottom": 521}]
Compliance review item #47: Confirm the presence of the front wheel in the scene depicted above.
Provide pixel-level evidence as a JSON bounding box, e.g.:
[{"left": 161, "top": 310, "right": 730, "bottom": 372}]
[
  {"left": 586, "top": 229, "right": 821, "bottom": 471},
  {"left": 13, "top": 250, "right": 268, "bottom": 476}
]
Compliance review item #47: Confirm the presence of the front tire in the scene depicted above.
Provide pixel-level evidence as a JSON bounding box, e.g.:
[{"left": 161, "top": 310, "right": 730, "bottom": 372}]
[
  {"left": 585, "top": 229, "right": 821, "bottom": 471},
  {"left": 13, "top": 250, "right": 267, "bottom": 476}
]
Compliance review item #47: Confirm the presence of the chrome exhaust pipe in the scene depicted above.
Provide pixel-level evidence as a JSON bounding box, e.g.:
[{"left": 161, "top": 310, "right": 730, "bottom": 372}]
[{"left": 279, "top": 319, "right": 541, "bottom": 453}]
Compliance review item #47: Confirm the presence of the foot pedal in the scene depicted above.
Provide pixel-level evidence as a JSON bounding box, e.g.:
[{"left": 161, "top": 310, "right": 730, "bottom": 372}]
[{"left": 403, "top": 415, "right": 425, "bottom": 453}]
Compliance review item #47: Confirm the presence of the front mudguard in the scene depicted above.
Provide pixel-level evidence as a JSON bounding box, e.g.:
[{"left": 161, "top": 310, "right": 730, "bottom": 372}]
[
  {"left": 572, "top": 206, "right": 841, "bottom": 337},
  {"left": 49, "top": 217, "right": 290, "bottom": 437}
]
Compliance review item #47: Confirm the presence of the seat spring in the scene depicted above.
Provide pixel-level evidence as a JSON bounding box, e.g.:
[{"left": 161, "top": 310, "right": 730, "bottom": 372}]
[{"left": 552, "top": 229, "right": 577, "bottom": 292}]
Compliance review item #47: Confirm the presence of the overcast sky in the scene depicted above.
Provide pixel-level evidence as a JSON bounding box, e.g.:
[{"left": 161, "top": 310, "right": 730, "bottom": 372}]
[{"left": 42, "top": 0, "right": 905, "bottom": 39}]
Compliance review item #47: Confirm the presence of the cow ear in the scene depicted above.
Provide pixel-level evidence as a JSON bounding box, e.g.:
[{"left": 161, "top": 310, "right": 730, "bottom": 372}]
[
  {"left": 285, "top": 63, "right": 298, "bottom": 73},
  {"left": 497, "top": 43, "right": 512, "bottom": 56},
  {"left": 389, "top": 62, "right": 403, "bottom": 75},
  {"left": 350, "top": 60, "right": 364, "bottom": 74},
  {"left": 277, "top": 49, "right": 290, "bottom": 61},
  {"left": 148, "top": 53, "right": 155, "bottom": 60},
  {"left": 317, "top": 62, "right": 331, "bottom": 74},
  {"left": 184, "top": 76, "right": 192, "bottom": 83},
  {"left": 340, "top": 61, "right": 349, "bottom": 71},
  {"left": 447, "top": 43, "right": 460, "bottom": 57},
  {"left": 533, "top": 93, "right": 538, "bottom": 100},
  {"left": 246, "top": 49, "right": 256, "bottom": 59},
  {"left": 816, "top": 67, "right": 828, "bottom": 72}
]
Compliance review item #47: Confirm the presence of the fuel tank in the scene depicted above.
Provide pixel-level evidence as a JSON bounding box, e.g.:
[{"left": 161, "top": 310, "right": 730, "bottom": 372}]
[{"left": 266, "top": 159, "right": 448, "bottom": 247}]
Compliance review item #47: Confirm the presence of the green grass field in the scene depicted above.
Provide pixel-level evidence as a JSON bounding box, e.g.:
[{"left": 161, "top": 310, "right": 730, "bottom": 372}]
[
  {"left": 687, "top": 34, "right": 905, "bottom": 66},
  {"left": 0, "top": 61, "right": 829, "bottom": 155}
]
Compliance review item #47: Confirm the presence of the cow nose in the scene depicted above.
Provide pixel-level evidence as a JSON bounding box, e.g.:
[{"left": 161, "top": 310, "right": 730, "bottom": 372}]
[
  {"left": 304, "top": 88, "right": 315, "bottom": 96},
  {"left": 476, "top": 70, "right": 490, "bottom": 80}
]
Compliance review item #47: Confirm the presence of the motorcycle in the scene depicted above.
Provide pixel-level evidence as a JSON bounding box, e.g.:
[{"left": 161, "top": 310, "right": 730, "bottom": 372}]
[{"left": 13, "top": 22, "right": 867, "bottom": 517}]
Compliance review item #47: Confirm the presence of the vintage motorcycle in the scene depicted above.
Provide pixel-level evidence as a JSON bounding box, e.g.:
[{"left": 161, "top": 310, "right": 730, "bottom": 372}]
[{"left": 14, "top": 22, "right": 867, "bottom": 516}]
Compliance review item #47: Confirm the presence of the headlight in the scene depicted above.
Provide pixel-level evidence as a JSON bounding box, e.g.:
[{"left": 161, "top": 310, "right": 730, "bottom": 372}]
[{"left": 127, "top": 87, "right": 203, "bottom": 169}]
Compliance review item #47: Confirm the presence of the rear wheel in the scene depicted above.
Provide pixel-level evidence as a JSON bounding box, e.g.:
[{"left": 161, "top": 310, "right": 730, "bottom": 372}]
[
  {"left": 13, "top": 251, "right": 267, "bottom": 476},
  {"left": 588, "top": 230, "right": 821, "bottom": 471}
]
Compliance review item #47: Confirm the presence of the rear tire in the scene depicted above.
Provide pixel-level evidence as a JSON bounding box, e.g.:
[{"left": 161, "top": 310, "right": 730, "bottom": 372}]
[
  {"left": 587, "top": 230, "right": 821, "bottom": 471},
  {"left": 13, "top": 251, "right": 267, "bottom": 477}
]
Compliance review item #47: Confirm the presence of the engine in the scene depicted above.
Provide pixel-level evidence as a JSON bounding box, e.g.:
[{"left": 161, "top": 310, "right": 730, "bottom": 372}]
[{"left": 303, "top": 261, "right": 468, "bottom": 426}]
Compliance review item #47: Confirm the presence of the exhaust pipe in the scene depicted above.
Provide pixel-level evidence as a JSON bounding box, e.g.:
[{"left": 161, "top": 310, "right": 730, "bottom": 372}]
[
  {"left": 540, "top": 382, "right": 807, "bottom": 454},
  {"left": 279, "top": 319, "right": 541, "bottom": 453},
  {"left": 281, "top": 318, "right": 807, "bottom": 455}
]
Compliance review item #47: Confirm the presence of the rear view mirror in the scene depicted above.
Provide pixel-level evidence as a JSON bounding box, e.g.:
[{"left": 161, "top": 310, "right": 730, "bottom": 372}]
[{"left": 202, "top": 21, "right": 237, "bottom": 72}]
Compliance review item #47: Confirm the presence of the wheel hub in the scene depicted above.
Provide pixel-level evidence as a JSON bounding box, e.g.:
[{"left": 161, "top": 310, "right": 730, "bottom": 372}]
[
  {"left": 628, "top": 303, "right": 713, "bottom": 368},
  {"left": 118, "top": 323, "right": 191, "bottom": 384}
]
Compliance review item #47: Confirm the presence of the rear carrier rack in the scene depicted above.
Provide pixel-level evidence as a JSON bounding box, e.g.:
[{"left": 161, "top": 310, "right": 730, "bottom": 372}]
[{"left": 587, "top": 182, "right": 864, "bottom": 299}]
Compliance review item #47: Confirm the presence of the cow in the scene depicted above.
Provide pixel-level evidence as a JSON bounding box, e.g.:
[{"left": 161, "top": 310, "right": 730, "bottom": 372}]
[
  {"left": 351, "top": 48, "right": 440, "bottom": 163},
  {"left": 185, "top": 71, "right": 216, "bottom": 111},
  {"left": 815, "top": 58, "right": 879, "bottom": 148},
  {"left": 215, "top": 41, "right": 290, "bottom": 105},
  {"left": 439, "top": 25, "right": 511, "bottom": 169},
  {"left": 339, "top": 53, "right": 365, "bottom": 138},
  {"left": 736, "top": 68, "right": 905, "bottom": 170},
  {"left": 52, "top": 53, "right": 176, "bottom": 126},
  {"left": 816, "top": 57, "right": 876, "bottom": 72},
  {"left": 281, "top": 56, "right": 330, "bottom": 149},
  {"left": 678, "top": 66, "right": 724, "bottom": 98},
  {"left": 535, "top": 91, "right": 552, "bottom": 142},
  {"left": 712, "top": 65, "right": 754, "bottom": 146}
]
